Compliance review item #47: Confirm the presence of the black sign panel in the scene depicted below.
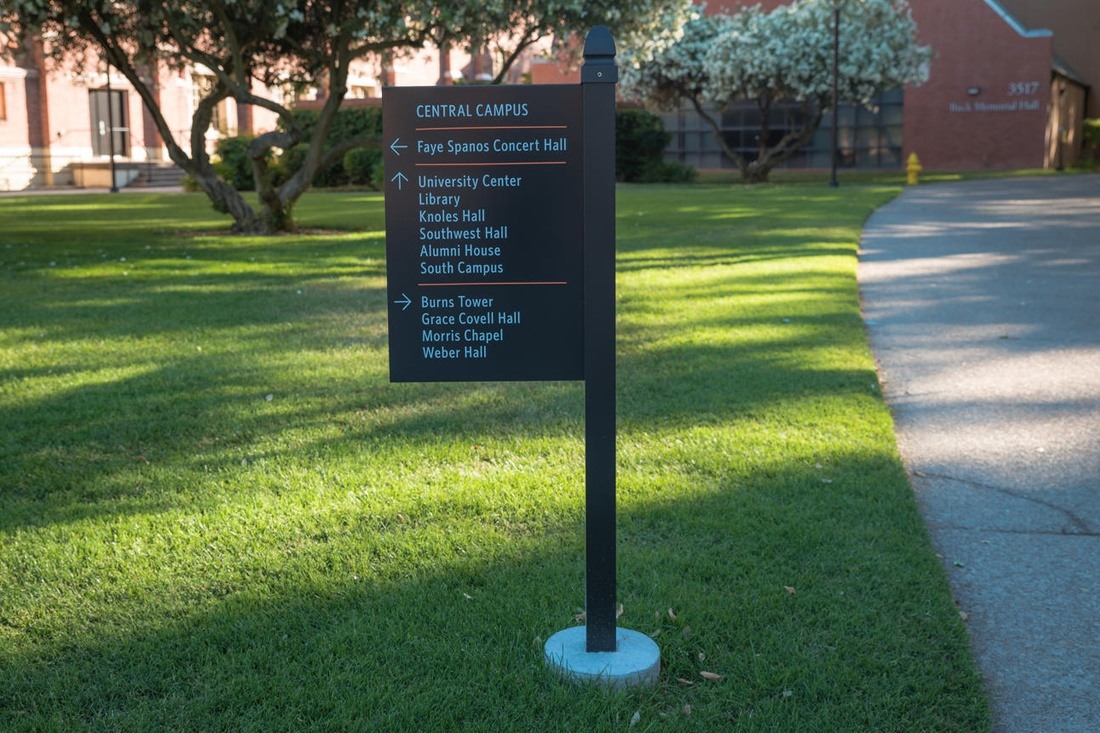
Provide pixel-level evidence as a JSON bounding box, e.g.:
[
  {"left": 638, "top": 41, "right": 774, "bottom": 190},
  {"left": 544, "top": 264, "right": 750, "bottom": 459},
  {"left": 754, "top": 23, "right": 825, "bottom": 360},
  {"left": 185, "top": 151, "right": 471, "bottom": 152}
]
[{"left": 384, "top": 85, "right": 584, "bottom": 382}]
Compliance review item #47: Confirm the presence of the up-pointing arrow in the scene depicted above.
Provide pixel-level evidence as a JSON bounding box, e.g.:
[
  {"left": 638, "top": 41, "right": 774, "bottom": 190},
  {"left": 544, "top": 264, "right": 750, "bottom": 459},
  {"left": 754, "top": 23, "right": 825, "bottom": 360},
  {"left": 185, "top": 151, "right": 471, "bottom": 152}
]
[
  {"left": 390, "top": 171, "right": 408, "bottom": 190},
  {"left": 390, "top": 137, "right": 409, "bottom": 155}
]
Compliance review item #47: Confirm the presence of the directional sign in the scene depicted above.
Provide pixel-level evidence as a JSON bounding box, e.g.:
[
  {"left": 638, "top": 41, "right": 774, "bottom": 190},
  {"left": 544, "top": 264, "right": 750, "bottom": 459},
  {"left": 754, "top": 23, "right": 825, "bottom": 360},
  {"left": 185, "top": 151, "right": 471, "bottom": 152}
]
[{"left": 383, "top": 84, "right": 585, "bottom": 383}]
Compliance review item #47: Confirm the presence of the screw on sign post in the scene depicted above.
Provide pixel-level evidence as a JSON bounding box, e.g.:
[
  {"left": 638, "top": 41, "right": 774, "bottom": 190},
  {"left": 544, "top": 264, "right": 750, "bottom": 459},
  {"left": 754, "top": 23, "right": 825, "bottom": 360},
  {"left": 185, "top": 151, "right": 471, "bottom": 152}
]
[{"left": 542, "top": 27, "right": 661, "bottom": 688}]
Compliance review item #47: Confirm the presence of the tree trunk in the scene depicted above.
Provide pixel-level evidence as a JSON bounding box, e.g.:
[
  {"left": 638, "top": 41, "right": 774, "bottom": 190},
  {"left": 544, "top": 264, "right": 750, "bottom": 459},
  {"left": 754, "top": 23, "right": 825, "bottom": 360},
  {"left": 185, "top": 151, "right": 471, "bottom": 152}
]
[
  {"left": 193, "top": 168, "right": 265, "bottom": 232},
  {"left": 750, "top": 102, "right": 824, "bottom": 184},
  {"left": 688, "top": 96, "right": 751, "bottom": 181}
]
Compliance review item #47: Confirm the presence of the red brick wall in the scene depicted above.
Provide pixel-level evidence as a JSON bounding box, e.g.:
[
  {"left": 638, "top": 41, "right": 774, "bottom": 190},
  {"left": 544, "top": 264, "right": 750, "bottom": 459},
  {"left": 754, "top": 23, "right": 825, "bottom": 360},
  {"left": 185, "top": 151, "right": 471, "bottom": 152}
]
[
  {"left": 708, "top": 0, "right": 1054, "bottom": 171},
  {"left": 904, "top": 0, "right": 1052, "bottom": 170}
]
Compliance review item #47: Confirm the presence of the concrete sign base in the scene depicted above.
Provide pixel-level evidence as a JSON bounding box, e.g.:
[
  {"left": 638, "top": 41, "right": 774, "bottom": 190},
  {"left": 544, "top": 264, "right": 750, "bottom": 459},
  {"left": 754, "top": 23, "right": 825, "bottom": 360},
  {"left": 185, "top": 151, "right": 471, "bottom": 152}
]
[{"left": 544, "top": 627, "right": 660, "bottom": 688}]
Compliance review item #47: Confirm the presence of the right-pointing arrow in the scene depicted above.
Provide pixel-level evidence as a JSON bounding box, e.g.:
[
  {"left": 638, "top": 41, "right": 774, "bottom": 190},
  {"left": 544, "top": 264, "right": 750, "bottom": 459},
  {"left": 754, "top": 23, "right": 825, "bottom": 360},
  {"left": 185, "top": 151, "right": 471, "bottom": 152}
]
[{"left": 394, "top": 293, "right": 412, "bottom": 311}]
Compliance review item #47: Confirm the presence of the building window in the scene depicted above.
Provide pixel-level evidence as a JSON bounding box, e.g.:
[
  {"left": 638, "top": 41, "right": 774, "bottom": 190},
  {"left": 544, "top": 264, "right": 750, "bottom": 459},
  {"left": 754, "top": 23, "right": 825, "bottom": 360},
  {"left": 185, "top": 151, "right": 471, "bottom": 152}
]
[
  {"left": 192, "top": 74, "right": 229, "bottom": 134},
  {"left": 660, "top": 88, "right": 905, "bottom": 171},
  {"left": 814, "top": 88, "right": 905, "bottom": 169},
  {"left": 0, "top": 83, "right": 7, "bottom": 121},
  {"left": 89, "top": 88, "right": 130, "bottom": 158}
]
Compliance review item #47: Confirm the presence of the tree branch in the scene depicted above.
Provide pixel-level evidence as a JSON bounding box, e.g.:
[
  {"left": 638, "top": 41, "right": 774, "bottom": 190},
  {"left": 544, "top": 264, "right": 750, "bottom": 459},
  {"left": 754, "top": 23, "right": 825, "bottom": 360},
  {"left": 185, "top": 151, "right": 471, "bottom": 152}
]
[
  {"left": 318, "top": 135, "right": 382, "bottom": 171},
  {"left": 491, "top": 27, "right": 540, "bottom": 84},
  {"left": 689, "top": 95, "right": 749, "bottom": 178}
]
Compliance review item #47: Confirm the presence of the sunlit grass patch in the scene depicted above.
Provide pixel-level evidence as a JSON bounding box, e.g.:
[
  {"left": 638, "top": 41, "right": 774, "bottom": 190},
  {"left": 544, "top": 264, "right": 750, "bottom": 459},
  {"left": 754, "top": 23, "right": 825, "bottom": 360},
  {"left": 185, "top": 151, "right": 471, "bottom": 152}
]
[{"left": 0, "top": 186, "right": 988, "bottom": 731}]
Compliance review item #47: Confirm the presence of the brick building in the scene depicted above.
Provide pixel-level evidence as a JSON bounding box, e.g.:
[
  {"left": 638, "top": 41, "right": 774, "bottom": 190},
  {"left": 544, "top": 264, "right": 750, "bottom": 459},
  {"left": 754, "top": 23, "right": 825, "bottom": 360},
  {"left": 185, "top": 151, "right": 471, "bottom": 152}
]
[
  {"left": 0, "top": 38, "right": 499, "bottom": 192},
  {"left": 667, "top": 0, "right": 1094, "bottom": 172},
  {"left": 1, "top": 1, "right": 1095, "bottom": 189},
  {"left": 0, "top": 41, "right": 282, "bottom": 191}
]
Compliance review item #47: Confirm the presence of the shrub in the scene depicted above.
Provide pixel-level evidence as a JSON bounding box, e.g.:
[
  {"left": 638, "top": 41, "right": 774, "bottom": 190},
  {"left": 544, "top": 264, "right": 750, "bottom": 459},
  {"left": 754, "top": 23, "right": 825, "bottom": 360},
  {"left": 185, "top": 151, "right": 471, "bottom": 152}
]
[
  {"left": 1084, "top": 119, "right": 1100, "bottom": 160},
  {"left": 285, "top": 107, "right": 384, "bottom": 144},
  {"left": 276, "top": 106, "right": 384, "bottom": 188},
  {"left": 641, "top": 161, "right": 697, "bottom": 183},
  {"left": 214, "top": 135, "right": 265, "bottom": 191},
  {"left": 616, "top": 108, "right": 670, "bottom": 182},
  {"left": 371, "top": 158, "right": 386, "bottom": 191},
  {"left": 343, "top": 147, "right": 383, "bottom": 188},
  {"left": 615, "top": 108, "right": 694, "bottom": 183}
]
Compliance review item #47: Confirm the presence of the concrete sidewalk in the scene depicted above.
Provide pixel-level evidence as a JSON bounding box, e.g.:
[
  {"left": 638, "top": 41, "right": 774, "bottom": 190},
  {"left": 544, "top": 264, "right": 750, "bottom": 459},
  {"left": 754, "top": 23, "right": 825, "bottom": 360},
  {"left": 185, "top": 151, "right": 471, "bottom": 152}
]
[{"left": 858, "top": 175, "right": 1100, "bottom": 732}]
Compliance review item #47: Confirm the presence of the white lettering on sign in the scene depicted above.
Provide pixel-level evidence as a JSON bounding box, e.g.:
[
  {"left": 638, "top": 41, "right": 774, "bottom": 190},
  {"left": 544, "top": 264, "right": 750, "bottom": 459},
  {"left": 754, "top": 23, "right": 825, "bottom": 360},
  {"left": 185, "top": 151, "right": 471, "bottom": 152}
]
[
  {"left": 414, "top": 102, "right": 531, "bottom": 119},
  {"left": 1008, "top": 81, "right": 1041, "bottom": 96},
  {"left": 384, "top": 84, "right": 585, "bottom": 381},
  {"left": 948, "top": 99, "right": 1041, "bottom": 114}
]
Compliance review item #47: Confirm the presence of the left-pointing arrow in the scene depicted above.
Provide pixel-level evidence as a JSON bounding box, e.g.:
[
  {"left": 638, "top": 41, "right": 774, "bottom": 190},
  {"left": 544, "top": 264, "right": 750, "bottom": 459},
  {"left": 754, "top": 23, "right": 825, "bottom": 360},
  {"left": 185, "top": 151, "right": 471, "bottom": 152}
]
[
  {"left": 390, "top": 138, "right": 409, "bottom": 156},
  {"left": 394, "top": 293, "right": 412, "bottom": 311},
  {"left": 391, "top": 171, "right": 408, "bottom": 190}
]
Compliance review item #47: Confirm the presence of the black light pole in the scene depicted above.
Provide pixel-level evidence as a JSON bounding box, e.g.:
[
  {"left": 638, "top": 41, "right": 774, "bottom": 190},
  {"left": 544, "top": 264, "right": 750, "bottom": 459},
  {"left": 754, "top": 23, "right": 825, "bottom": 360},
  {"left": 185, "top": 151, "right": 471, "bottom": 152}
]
[
  {"left": 829, "top": 3, "right": 840, "bottom": 188},
  {"left": 105, "top": 62, "right": 119, "bottom": 193}
]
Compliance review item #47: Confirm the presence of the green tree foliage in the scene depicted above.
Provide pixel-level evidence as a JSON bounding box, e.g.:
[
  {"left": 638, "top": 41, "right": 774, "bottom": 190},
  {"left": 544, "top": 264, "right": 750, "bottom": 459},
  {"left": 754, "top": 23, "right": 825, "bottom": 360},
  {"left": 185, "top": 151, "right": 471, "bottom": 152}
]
[
  {"left": 436, "top": 0, "right": 694, "bottom": 83},
  {"left": 1, "top": 0, "right": 693, "bottom": 232},
  {"left": 0, "top": 0, "right": 443, "bottom": 232}
]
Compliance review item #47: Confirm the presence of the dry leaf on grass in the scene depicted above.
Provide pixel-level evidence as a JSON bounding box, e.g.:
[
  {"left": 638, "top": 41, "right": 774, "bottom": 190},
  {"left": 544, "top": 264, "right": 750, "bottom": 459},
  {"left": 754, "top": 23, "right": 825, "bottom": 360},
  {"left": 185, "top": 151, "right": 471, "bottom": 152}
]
[{"left": 699, "top": 671, "right": 724, "bottom": 682}]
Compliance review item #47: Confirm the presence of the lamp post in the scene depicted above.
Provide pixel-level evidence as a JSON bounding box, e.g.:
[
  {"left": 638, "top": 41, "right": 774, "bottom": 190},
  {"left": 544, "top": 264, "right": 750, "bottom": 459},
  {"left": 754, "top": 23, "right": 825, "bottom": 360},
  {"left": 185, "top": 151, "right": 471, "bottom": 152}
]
[
  {"left": 829, "top": 2, "right": 840, "bottom": 188},
  {"left": 105, "top": 62, "right": 119, "bottom": 193}
]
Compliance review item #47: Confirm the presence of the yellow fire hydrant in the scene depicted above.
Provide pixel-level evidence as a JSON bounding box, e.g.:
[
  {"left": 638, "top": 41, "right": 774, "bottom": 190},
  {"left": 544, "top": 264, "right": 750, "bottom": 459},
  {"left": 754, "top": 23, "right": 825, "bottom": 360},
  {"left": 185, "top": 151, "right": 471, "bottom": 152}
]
[{"left": 906, "top": 153, "right": 922, "bottom": 185}]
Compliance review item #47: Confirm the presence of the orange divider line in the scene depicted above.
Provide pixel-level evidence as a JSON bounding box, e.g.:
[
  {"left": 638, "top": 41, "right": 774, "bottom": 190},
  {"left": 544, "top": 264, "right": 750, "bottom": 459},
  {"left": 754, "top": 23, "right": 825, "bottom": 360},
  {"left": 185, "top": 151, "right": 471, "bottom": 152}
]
[
  {"left": 415, "top": 161, "right": 566, "bottom": 167},
  {"left": 415, "top": 125, "right": 569, "bottom": 131},
  {"left": 418, "top": 281, "right": 569, "bottom": 287}
]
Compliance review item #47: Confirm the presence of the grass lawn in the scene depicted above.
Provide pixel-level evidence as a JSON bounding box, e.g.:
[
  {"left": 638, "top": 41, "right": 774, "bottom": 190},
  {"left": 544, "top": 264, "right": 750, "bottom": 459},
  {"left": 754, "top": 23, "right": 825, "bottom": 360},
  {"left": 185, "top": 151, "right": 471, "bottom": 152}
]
[{"left": 0, "top": 185, "right": 989, "bottom": 731}]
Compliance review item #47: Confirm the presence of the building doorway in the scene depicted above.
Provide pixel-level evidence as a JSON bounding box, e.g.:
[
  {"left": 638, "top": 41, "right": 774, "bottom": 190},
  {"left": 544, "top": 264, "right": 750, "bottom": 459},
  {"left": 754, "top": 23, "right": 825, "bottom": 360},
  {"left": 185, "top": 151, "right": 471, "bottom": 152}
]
[{"left": 89, "top": 88, "right": 129, "bottom": 158}]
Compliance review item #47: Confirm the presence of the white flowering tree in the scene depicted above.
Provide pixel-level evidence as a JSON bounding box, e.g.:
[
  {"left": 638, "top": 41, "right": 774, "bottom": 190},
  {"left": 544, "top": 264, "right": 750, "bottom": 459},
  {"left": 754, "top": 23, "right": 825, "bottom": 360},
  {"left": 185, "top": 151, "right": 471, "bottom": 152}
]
[{"left": 621, "top": 0, "right": 930, "bottom": 183}]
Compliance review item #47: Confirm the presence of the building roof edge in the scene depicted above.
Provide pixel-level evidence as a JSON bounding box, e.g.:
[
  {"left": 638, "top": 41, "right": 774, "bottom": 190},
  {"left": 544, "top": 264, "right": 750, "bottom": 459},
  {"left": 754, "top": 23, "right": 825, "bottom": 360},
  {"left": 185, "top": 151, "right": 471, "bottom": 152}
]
[
  {"left": 1052, "top": 55, "right": 1089, "bottom": 87},
  {"left": 982, "top": 0, "right": 1053, "bottom": 38}
]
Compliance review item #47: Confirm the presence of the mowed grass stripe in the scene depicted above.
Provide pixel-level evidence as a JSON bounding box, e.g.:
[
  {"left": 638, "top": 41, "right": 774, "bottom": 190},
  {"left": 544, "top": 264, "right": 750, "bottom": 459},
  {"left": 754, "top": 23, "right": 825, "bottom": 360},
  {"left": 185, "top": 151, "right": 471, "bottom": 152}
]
[{"left": 0, "top": 187, "right": 988, "bottom": 731}]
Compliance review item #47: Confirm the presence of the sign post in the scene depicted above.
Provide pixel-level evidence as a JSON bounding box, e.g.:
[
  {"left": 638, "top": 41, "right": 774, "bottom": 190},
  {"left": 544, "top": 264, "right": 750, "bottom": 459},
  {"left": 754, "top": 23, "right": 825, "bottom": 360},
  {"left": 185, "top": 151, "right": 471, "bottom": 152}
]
[
  {"left": 383, "top": 26, "right": 659, "bottom": 687},
  {"left": 581, "top": 27, "right": 618, "bottom": 655}
]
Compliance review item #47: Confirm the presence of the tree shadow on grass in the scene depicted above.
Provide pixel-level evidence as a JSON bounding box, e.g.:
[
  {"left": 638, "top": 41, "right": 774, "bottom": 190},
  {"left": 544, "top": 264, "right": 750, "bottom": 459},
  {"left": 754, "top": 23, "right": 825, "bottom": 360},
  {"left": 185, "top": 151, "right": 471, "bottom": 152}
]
[
  {"left": 2, "top": 248, "right": 872, "bottom": 535},
  {"left": 0, "top": 186, "right": 988, "bottom": 728},
  {"left": 0, "top": 183, "right": 886, "bottom": 547},
  {"left": 0, "top": 451, "right": 986, "bottom": 732},
  {"left": 1, "top": 304, "right": 882, "bottom": 535},
  {"left": 1, "top": 232, "right": 387, "bottom": 348}
]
